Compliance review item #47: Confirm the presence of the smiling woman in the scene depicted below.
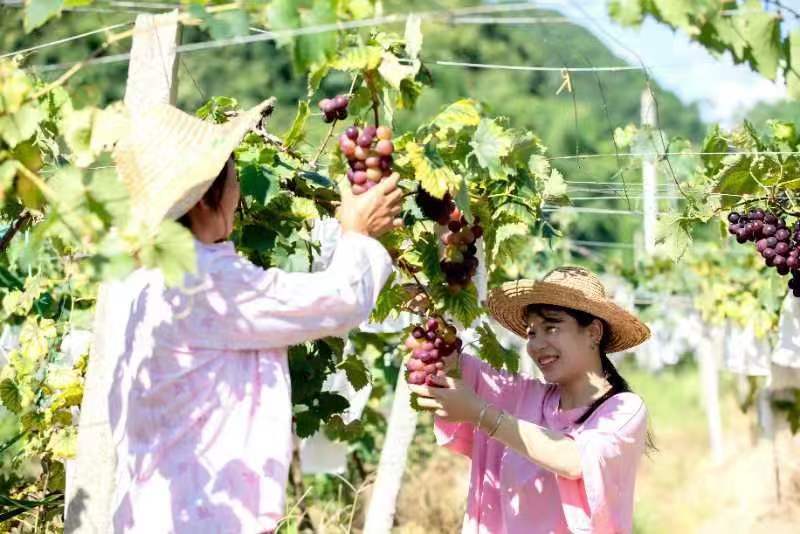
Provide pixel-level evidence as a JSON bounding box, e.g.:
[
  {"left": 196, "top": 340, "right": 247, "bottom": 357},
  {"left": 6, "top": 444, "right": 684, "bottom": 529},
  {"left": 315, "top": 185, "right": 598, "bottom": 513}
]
[{"left": 410, "top": 267, "right": 653, "bottom": 534}]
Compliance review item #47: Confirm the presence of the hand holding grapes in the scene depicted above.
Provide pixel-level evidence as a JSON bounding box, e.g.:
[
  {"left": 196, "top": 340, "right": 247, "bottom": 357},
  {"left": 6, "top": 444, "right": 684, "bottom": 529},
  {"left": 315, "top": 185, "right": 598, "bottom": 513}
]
[
  {"left": 337, "top": 173, "right": 403, "bottom": 238},
  {"left": 408, "top": 376, "right": 483, "bottom": 423}
]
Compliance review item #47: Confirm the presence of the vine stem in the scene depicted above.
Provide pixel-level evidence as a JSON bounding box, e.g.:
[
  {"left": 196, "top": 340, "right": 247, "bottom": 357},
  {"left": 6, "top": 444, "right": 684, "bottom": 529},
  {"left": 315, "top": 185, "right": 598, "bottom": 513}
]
[
  {"left": 309, "top": 75, "right": 359, "bottom": 169},
  {"left": 365, "top": 71, "right": 380, "bottom": 126},
  {"left": 0, "top": 211, "right": 32, "bottom": 253}
]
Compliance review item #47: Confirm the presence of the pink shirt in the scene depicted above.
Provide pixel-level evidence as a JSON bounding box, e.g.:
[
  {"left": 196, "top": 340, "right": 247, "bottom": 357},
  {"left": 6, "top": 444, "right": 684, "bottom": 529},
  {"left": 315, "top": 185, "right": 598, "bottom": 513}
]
[
  {"left": 435, "top": 354, "right": 648, "bottom": 534},
  {"left": 107, "top": 232, "right": 392, "bottom": 533}
]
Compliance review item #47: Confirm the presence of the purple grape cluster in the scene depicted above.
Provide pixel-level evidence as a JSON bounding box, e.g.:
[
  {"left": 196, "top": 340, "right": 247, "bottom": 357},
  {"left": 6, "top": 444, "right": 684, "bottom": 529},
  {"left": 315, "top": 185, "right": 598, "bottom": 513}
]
[
  {"left": 341, "top": 125, "right": 395, "bottom": 195},
  {"left": 404, "top": 318, "right": 463, "bottom": 386},
  {"left": 728, "top": 209, "right": 800, "bottom": 296},
  {"left": 318, "top": 94, "right": 349, "bottom": 123},
  {"left": 414, "top": 188, "right": 485, "bottom": 294}
]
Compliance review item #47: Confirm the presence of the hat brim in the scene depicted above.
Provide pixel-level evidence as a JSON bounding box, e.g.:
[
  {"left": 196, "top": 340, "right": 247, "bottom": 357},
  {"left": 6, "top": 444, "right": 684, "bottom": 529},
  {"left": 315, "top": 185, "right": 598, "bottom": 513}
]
[
  {"left": 114, "top": 98, "right": 275, "bottom": 228},
  {"left": 487, "top": 279, "right": 650, "bottom": 353}
]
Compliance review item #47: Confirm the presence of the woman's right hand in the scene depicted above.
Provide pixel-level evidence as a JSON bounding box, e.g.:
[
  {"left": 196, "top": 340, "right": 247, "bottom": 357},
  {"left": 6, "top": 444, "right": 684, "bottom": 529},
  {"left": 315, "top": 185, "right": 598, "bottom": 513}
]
[{"left": 337, "top": 173, "right": 403, "bottom": 238}]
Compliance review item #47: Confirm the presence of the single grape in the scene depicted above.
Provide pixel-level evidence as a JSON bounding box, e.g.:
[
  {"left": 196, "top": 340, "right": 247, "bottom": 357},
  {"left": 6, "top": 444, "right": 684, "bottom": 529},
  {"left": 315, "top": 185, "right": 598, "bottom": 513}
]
[
  {"left": 352, "top": 160, "right": 366, "bottom": 171},
  {"left": 376, "top": 126, "right": 393, "bottom": 140},
  {"left": 751, "top": 209, "right": 765, "bottom": 220},
  {"left": 408, "top": 371, "right": 426, "bottom": 385},
  {"left": 472, "top": 225, "right": 484, "bottom": 239},
  {"left": 376, "top": 139, "right": 394, "bottom": 156},
  {"left": 354, "top": 146, "right": 369, "bottom": 160},
  {"left": 777, "top": 228, "right": 791, "bottom": 241},
  {"left": 763, "top": 224, "right": 777, "bottom": 237},
  {"left": 318, "top": 98, "right": 336, "bottom": 113},
  {"left": 351, "top": 184, "right": 366, "bottom": 195},
  {"left": 339, "top": 137, "right": 356, "bottom": 157},
  {"left": 412, "top": 326, "right": 425, "bottom": 338},
  {"left": 765, "top": 213, "right": 778, "bottom": 225},
  {"left": 323, "top": 111, "right": 336, "bottom": 123},
  {"left": 460, "top": 229, "right": 476, "bottom": 245},
  {"left": 728, "top": 212, "right": 741, "bottom": 223},
  {"left": 767, "top": 237, "right": 778, "bottom": 247},
  {"left": 363, "top": 125, "right": 377, "bottom": 138},
  {"left": 379, "top": 155, "right": 393, "bottom": 171},
  {"left": 333, "top": 95, "right": 349, "bottom": 110},
  {"left": 774, "top": 255, "right": 787, "bottom": 267},
  {"left": 406, "top": 359, "right": 424, "bottom": 372},
  {"left": 365, "top": 155, "right": 381, "bottom": 169},
  {"left": 352, "top": 171, "right": 368, "bottom": 185},
  {"left": 336, "top": 107, "right": 348, "bottom": 120},
  {"left": 763, "top": 248, "right": 777, "bottom": 259},
  {"left": 756, "top": 239, "right": 769, "bottom": 253},
  {"left": 366, "top": 168, "right": 382, "bottom": 182},
  {"left": 776, "top": 242, "right": 790, "bottom": 255},
  {"left": 778, "top": 264, "right": 791, "bottom": 275},
  {"left": 427, "top": 318, "right": 439, "bottom": 331},
  {"left": 426, "top": 330, "right": 437, "bottom": 341},
  {"left": 345, "top": 126, "right": 359, "bottom": 140},
  {"left": 448, "top": 220, "right": 462, "bottom": 232}
]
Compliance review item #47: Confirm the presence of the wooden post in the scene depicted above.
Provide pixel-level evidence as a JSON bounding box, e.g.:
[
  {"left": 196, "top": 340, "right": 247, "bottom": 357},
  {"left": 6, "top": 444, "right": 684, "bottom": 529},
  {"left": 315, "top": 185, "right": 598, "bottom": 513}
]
[
  {"left": 64, "top": 11, "right": 180, "bottom": 533},
  {"left": 697, "top": 325, "right": 725, "bottom": 464}
]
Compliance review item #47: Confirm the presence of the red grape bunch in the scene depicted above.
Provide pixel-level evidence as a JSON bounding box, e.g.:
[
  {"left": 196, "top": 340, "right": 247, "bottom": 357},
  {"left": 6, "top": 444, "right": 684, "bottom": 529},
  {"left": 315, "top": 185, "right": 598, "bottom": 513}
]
[
  {"left": 404, "top": 318, "right": 463, "bottom": 386},
  {"left": 318, "top": 94, "right": 349, "bottom": 123},
  {"left": 414, "top": 189, "right": 484, "bottom": 293},
  {"left": 440, "top": 209, "right": 483, "bottom": 294},
  {"left": 728, "top": 209, "right": 794, "bottom": 275},
  {"left": 340, "top": 125, "right": 396, "bottom": 195}
]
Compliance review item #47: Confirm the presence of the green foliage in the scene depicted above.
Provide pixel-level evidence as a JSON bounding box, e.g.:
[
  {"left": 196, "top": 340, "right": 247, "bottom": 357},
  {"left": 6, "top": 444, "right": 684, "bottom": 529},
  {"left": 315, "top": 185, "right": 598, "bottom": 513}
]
[
  {"left": 609, "top": 0, "right": 785, "bottom": 83},
  {"left": 475, "top": 321, "right": 519, "bottom": 373}
]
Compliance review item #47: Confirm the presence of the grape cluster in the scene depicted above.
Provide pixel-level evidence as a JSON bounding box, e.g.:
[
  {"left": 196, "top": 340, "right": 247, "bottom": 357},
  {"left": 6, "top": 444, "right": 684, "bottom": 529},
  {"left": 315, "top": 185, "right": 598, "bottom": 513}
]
[
  {"left": 404, "top": 318, "right": 463, "bottom": 386},
  {"left": 318, "top": 94, "right": 349, "bottom": 123},
  {"left": 441, "top": 211, "right": 484, "bottom": 293},
  {"left": 341, "top": 125, "right": 395, "bottom": 195},
  {"left": 728, "top": 209, "right": 795, "bottom": 275},
  {"left": 413, "top": 189, "right": 485, "bottom": 293}
]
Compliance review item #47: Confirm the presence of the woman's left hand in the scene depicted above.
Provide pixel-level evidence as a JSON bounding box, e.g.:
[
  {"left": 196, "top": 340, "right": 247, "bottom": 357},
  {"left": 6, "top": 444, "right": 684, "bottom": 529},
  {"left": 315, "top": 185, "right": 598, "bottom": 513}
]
[{"left": 408, "top": 375, "right": 484, "bottom": 424}]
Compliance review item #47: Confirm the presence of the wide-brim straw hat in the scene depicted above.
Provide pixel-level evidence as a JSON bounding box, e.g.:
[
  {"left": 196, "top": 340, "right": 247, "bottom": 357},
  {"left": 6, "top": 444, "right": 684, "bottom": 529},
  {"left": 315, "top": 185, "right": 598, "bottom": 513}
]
[
  {"left": 113, "top": 98, "right": 274, "bottom": 229},
  {"left": 487, "top": 266, "right": 650, "bottom": 353}
]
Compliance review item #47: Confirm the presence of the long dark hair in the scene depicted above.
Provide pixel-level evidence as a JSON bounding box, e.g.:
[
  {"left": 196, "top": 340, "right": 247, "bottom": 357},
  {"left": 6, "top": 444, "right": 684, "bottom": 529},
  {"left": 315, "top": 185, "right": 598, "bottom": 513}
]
[
  {"left": 527, "top": 304, "right": 657, "bottom": 452},
  {"left": 176, "top": 155, "right": 234, "bottom": 230}
]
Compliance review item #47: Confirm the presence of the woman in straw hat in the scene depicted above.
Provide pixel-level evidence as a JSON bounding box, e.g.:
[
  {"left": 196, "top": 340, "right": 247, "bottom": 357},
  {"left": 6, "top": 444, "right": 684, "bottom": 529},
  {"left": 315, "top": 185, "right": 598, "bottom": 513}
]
[
  {"left": 410, "top": 266, "right": 653, "bottom": 533},
  {"left": 106, "top": 101, "right": 402, "bottom": 533}
]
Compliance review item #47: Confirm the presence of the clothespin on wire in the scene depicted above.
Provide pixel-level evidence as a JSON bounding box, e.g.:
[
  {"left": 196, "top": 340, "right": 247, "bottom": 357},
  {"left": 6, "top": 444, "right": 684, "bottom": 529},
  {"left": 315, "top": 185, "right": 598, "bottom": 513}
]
[{"left": 556, "top": 68, "right": 572, "bottom": 95}]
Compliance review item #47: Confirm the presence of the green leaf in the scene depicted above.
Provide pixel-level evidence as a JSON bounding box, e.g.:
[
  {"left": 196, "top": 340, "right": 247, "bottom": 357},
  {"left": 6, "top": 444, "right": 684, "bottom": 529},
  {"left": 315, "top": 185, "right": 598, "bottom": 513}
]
[
  {"left": 475, "top": 321, "right": 519, "bottom": 372},
  {"left": 608, "top": 0, "right": 644, "bottom": 26},
  {"left": 24, "top": 0, "right": 64, "bottom": 32},
  {"left": 714, "top": 155, "right": 760, "bottom": 207},
  {"left": 195, "top": 7, "right": 250, "bottom": 40},
  {"left": 404, "top": 14, "right": 423, "bottom": 59},
  {"left": 323, "top": 414, "right": 364, "bottom": 442},
  {"left": 294, "top": 0, "right": 338, "bottom": 71},
  {"left": 432, "top": 99, "right": 481, "bottom": 137},
  {"left": 330, "top": 45, "right": 383, "bottom": 71},
  {"left": 267, "top": 0, "right": 301, "bottom": 47},
  {"left": 788, "top": 29, "right": 800, "bottom": 99},
  {"left": 47, "top": 426, "right": 77, "bottom": 460},
  {"left": 492, "top": 222, "right": 529, "bottom": 265},
  {"left": 0, "top": 379, "right": 21, "bottom": 413},
  {"left": 338, "top": 355, "right": 370, "bottom": 391},
  {"left": 370, "top": 276, "right": 408, "bottom": 323},
  {"left": 454, "top": 178, "right": 473, "bottom": 223},
  {"left": 734, "top": 0, "right": 781, "bottom": 79},
  {"left": 139, "top": 220, "right": 197, "bottom": 286},
  {"left": 542, "top": 168, "right": 568, "bottom": 202},
  {"left": 315, "top": 391, "right": 349, "bottom": 419},
  {"left": 241, "top": 224, "right": 277, "bottom": 252},
  {"left": 307, "top": 63, "right": 330, "bottom": 96},
  {"left": 432, "top": 283, "right": 481, "bottom": 327},
  {"left": 701, "top": 126, "right": 728, "bottom": 173},
  {"left": 470, "top": 118, "right": 513, "bottom": 180},
  {"left": 403, "top": 141, "right": 461, "bottom": 199},
  {"left": 239, "top": 163, "right": 281, "bottom": 207},
  {"left": 294, "top": 410, "right": 320, "bottom": 438},
  {"left": 654, "top": 214, "right": 692, "bottom": 261},
  {"left": 0, "top": 103, "right": 44, "bottom": 148},
  {"left": 378, "top": 52, "right": 418, "bottom": 90},
  {"left": 283, "top": 100, "right": 310, "bottom": 149}
]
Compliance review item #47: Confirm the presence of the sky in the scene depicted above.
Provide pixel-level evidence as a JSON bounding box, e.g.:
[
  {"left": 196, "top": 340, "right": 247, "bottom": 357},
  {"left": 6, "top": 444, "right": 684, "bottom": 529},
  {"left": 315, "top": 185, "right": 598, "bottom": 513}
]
[{"left": 547, "top": 0, "right": 798, "bottom": 126}]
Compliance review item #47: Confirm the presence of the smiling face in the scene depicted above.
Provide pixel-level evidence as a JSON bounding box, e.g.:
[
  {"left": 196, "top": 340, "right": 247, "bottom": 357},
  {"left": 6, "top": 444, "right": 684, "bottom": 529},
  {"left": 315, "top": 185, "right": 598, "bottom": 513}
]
[{"left": 525, "top": 305, "right": 604, "bottom": 384}]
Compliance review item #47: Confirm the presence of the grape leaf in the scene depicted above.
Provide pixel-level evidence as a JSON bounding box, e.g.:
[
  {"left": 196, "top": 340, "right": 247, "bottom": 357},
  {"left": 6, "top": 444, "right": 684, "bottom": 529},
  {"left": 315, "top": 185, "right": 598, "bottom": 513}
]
[
  {"left": 324, "top": 414, "right": 364, "bottom": 442},
  {"left": 734, "top": 0, "right": 781, "bottom": 80},
  {"left": 432, "top": 99, "right": 481, "bottom": 137},
  {"left": 378, "top": 52, "right": 418, "bottom": 90},
  {"left": 338, "top": 355, "right": 370, "bottom": 391},
  {"left": 330, "top": 45, "right": 383, "bottom": 71},
  {"left": 404, "top": 141, "right": 461, "bottom": 199},
  {"left": 654, "top": 214, "right": 692, "bottom": 261},
  {"left": 608, "top": 0, "right": 644, "bottom": 26},
  {"left": 283, "top": 100, "right": 310, "bottom": 149},
  {"left": 370, "top": 276, "right": 408, "bottom": 323},
  {"left": 294, "top": 410, "right": 320, "bottom": 438},
  {"left": 24, "top": 0, "right": 64, "bottom": 32},
  {"left": 404, "top": 14, "right": 423, "bottom": 60},
  {"left": 789, "top": 29, "right": 800, "bottom": 100},
  {"left": 0, "top": 379, "right": 21, "bottom": 413},
  {"left": 470, "top": 118, "right": 513, "bottom": 180},
  {"left": 475, "top": 321, "right": 519, "bottom": 373},
  {"left": 431, "top": 283, "right": 481, "bottom": 327},
  {"left": 491, "top": 222, "right": 529, "bottom": 265},
  {"left": 138, "top": 220, "right": 198, "bottom": 286},
  {"left": 0, "top": 103, "right": 44, "bottom": 148},
  {"left": 714, "top": 155, "right": 759, "bottom": 207}
]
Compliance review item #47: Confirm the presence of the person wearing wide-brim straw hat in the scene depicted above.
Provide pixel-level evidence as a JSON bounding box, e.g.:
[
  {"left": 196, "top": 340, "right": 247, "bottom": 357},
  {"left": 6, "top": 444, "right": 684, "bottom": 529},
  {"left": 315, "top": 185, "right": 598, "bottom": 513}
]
[
  {"left": 410, "top": 266, "right": 654, "bottom": 534},
  {"left": 105, "top": 100, "right": 402, "bottom": 533}
]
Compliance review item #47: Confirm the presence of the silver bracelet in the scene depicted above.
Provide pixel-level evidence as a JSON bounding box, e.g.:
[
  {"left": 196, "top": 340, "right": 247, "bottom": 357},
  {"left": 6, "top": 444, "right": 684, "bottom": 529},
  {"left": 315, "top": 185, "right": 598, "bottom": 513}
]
[
  {"left": 488, "top": 410, "right": 506, "bottom": 438},
  {"left": 476, "top": 402, "right": 490, "bottom": 430}
]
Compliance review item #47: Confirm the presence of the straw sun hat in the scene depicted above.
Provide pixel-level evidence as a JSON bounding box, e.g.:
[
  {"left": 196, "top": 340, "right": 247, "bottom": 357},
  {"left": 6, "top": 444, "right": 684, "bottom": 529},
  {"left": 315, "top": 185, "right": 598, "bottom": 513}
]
[
  {"left": 487, "top": 266, "right": 650, "bottom": 353},
  {"left": 113, "top": 98, "right": 275, "bottom": 230}
]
